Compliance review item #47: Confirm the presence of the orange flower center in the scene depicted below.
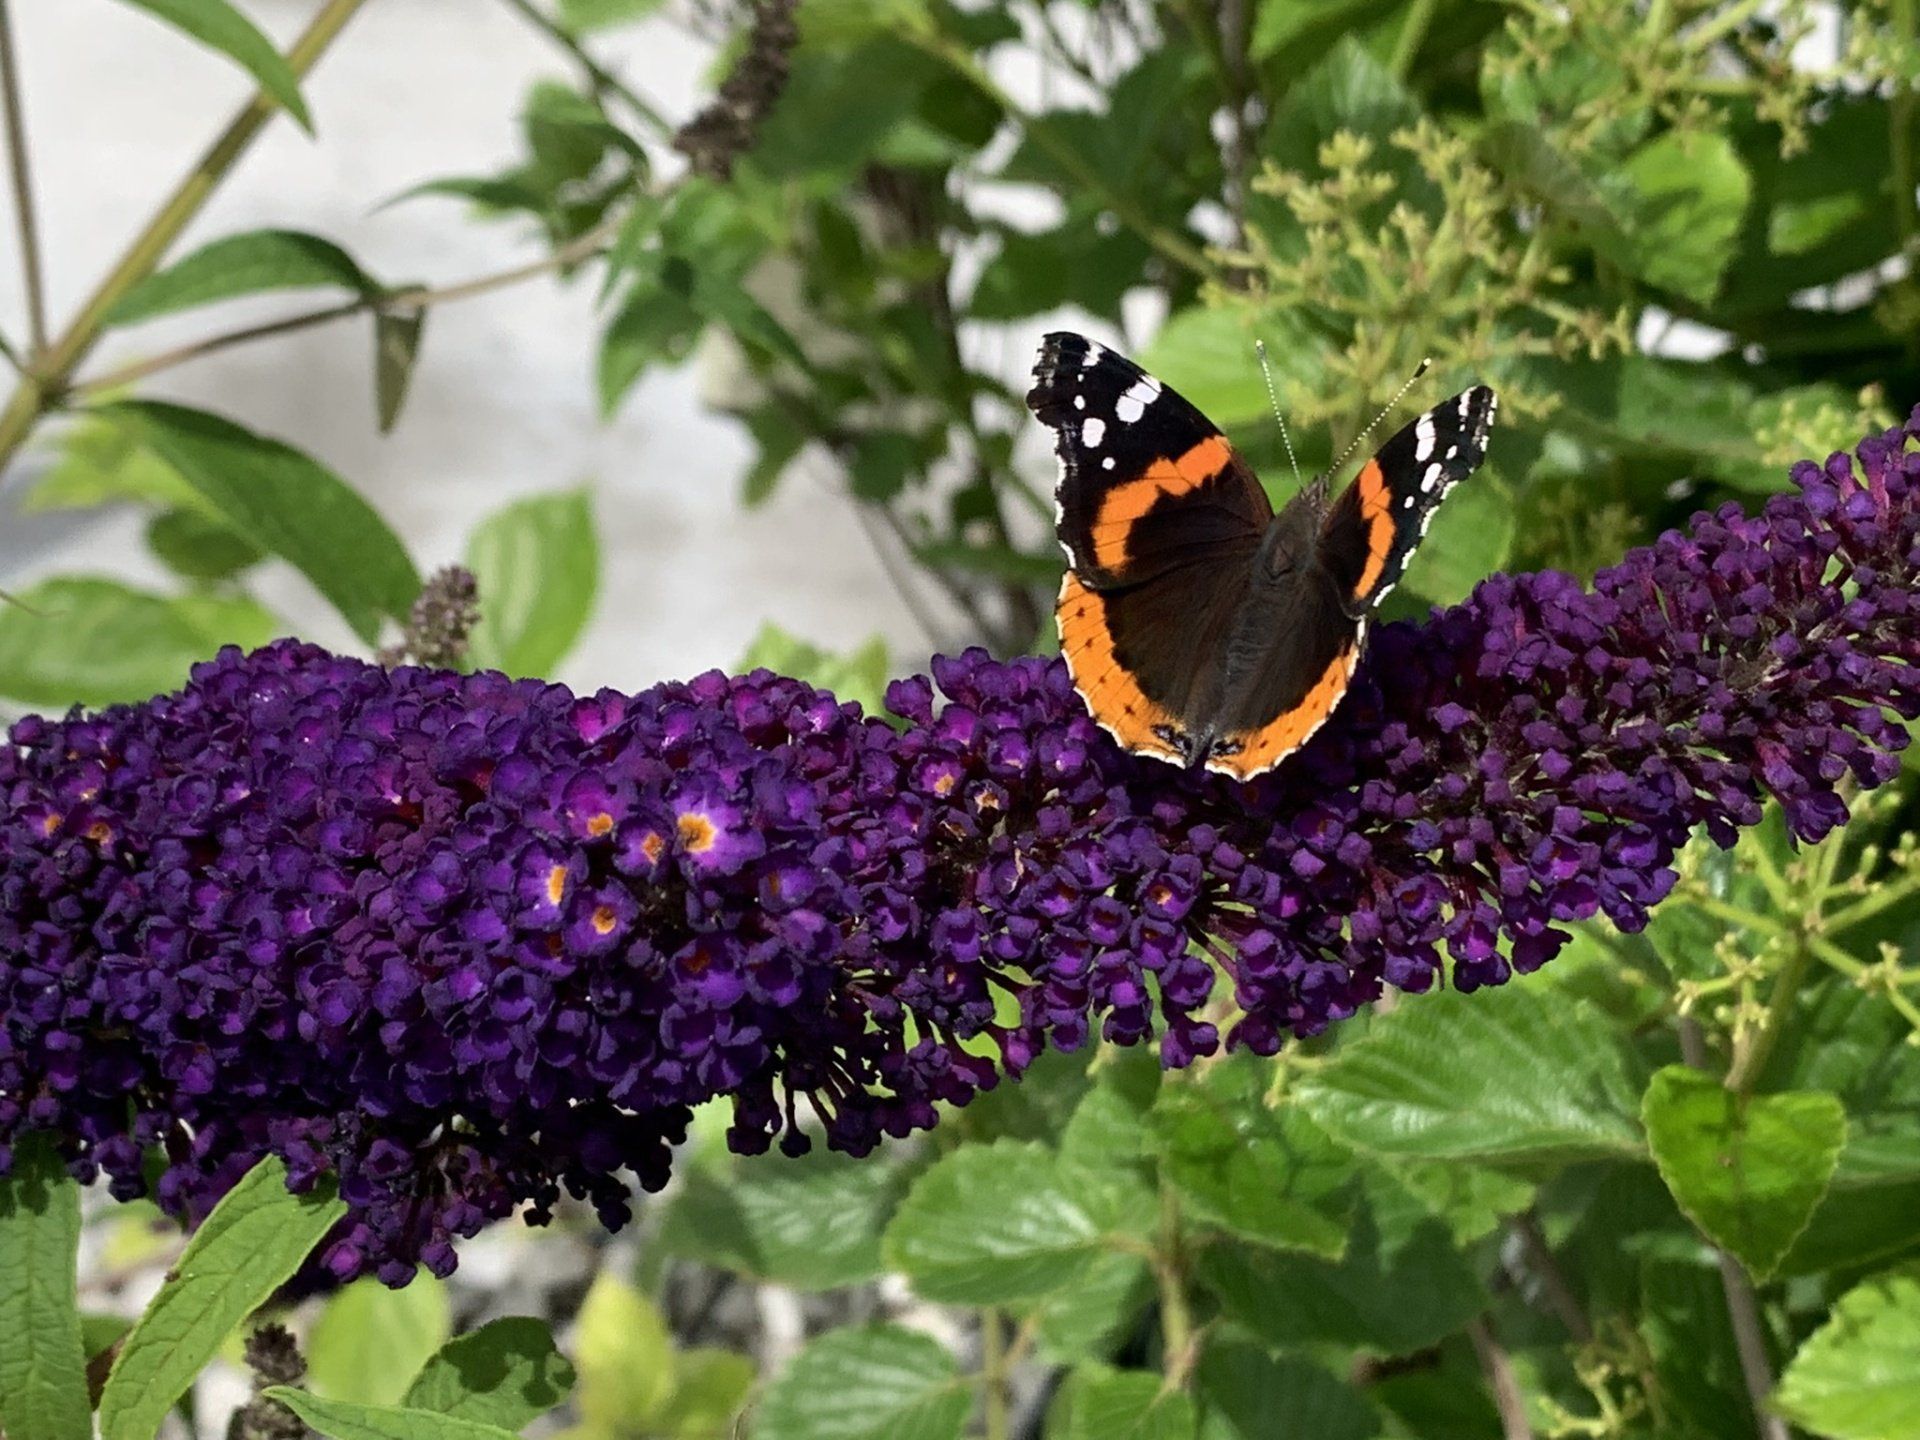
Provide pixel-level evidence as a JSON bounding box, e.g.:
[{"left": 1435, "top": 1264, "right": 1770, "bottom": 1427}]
[
  {"left": 545, "top": 864, "right": 568, "bottom": 905},
  {"left": 640, "top": 831, "right": 665, "bottom": 864},
  {"left": 586, "top": 812, "right": 614, "bottom": 837},
  {"left": 677, "top": 813, "right": 718, "bottom": 854},
  {"left": 591, "top": 905, "right": 618, "bottom": 935}
]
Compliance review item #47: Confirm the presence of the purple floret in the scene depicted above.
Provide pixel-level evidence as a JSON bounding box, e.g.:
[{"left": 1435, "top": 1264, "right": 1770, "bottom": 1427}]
[{"left": 5, "top": 408, "right": 1920, "bottom": 1282}]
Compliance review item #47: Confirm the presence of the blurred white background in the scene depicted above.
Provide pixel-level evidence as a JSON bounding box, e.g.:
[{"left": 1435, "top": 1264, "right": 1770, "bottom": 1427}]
[{"left": 0, "top": 0, "right": 935, "bottom": 694}]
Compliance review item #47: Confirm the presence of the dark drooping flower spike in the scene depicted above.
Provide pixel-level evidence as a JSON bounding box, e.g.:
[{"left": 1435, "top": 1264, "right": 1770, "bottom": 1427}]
[{"left": 4, "top": 409, "right": 1919, "bottom": 1283}]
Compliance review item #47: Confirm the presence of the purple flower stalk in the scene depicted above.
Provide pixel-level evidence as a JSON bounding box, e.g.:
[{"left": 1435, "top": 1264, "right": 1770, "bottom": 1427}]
[{"left": 5, "top": 411, "right": 1920, "bottom": 1283}]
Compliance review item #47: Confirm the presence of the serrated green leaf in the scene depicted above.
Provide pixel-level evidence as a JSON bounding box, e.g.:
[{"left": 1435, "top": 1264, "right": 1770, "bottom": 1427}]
[
  {"left": 571, "top": 1273, "right": 674, "bottom": 1431},
  {"left": 1195, "top": 1336, "right": 1380, "bottom": 1440},
  {"left": 146, "top": 507, "right": 265, "bottom": 582},
  {"left": 99, "top": 1157, "right": 347, "bottom": 1440},
  {"left": 657, "top": 1147, "right": 908, "bottom": 1290},
  {"left": 754, "top": 1326, "right": 967, "bottom": 1440},
  {"left": 308, "top": 1276, "right": 451, "bottom": 1406},
  {"left": 1601, "top": 130, "right": 1751, "bottom": 304},
  {"left": 1025, "top": 1251, "right": 1155, "bottom": 1366},
  {"left": 1642, "top": 1066, "right": 1845, "bottom": 1280},
  {"left": 267, "top": 1390, "right": 519, "bottom": 1440},
  {"left": 1197, "top": 1198, "right": 1486, "bottom": 1352},
  {"left": 109, "top": 230, "right": 372, "bottom": 326},
  {"left": 0, "top": 1135, "right": 91, "bottom": 1440},
  {"left": 1641, "top": 1258, "right": 1751, "bottom": 1440},
  {"left": 1250, "top": 0, "right": 1381, "bottom": 63},
  {"left": 374, "top": 310, "right": 428, "bottom": 434},
  {"left": 1139, "top": 306, "right": 1310, "bottom": 434},
  {"left": 403, "top": 1318, "right": 574, "bottom": 1429},
  {"left": 883, "top": 1139, "right": 1125, "bottom": 1304},
  {"left": 0, "top": 577, "right": 278, "bottom": 708},
  {"left": 1295, "top": 984, "right": 1643, "bottom": 1165},
  {"left": 99, "top": 401, "right": 419, "bottom": 644},
  {"left": 1149, "top": 1061, "right": 1356, "bottom": 1260},
  {"left": 111, "top": 0, "right": 311, "bottom": 129},
  {"left": 1051, "top": 1367, "right": 1196, "bottom": 1440},
  {"left": 1775, "top": 1269, "right": 1920, "bottom": 1440},
  {"left": 464, "top": 488, "right": 599, "bottom": 678}
]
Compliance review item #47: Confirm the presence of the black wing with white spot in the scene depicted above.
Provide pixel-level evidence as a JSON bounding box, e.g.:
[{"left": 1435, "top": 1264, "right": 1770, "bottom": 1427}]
[
  {"left": 1026, "top": 330, "right": 1272, "bottom": 590},
  {"left": 1316, "top": 386, "right": 1498, "bottom": 615}
]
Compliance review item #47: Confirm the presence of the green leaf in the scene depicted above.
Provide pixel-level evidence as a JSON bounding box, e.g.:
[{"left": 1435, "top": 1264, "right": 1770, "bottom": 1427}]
[
  {"left": 266, "top": 1390, "right": 519, "bottom": 1440},
  {"left": 374, "top": 310, "right": 428, "bottom": 434},
  {"left": 650, "top": 1349, "right": 752, "bottom": 1439},
  {"left": 308, "top": 1276, "right": 452, "bottom": 1406},
  {"left": 101, "top": 400, "right": 420, "bottom": 644},
  {"left": 1025, "top": 1251, "right": 1155, "bottom": 1366},
  {"left": 754, "top": 1326, "right": 967, "bottom": 1440},
  {"left": 1051, "top": 1367, "right": 1196, "bottom": 1440},
  {"left": 1198, "top": 1197, "right": 1486, "bottom": 1352},
  {"left": 1295, "top": 984, "right": 1644, "bottom": 1165},
  {"left": 883, "top": 1139, "right": 1127, "bottom": 1305},
  {"left": 1251, "top": 0, "right": 1383, "bottom": 63},
  {"left": 1263, "top": 34, "right": 1420, "bottom": 169},
  {"left": 1602, "top": 130, "right": 1752, "bottom": 304},
  {"left": 1397, "top": 470, "right": 1514, "bottom": 607},
  {"left": 912, "top": 540, "right": 1060, "bottom": 587},
  {"left": 0, "top": 1135, "right": 91, "bottom": 1440},
  {"left": 111, "top": 0, "right": 311, "bottom": 129},
  {"left": 1149, "top": 1059, "right": 1356, "bottom": 1260},
  {"left": 0, "top": 577, "right": 278, "bottom": 708},
  {"left": 464, "top": 489, "right": 599, "bottom": 678},
  {"left": 1640, "top": 1258, "right": 1751, "bottom": 1439},
  {"left": 656, "top": 1351, "right": 752, "bottom": 1440},
  {"left": 1642, "top": 1066, "right": 1845, "bottom": 1281},
  {"left": 99, "top": 1157, "right": 347, "bottom": 1440},
  {"left": 570, "top": 1274, "right": 674, "bottom": 1431},
  {"left": 1768, "top": 192, "right": 1870, "bottom": 256},
  {"left": 1138, "top": 306, "right": 1303, "bottom": 434},
  {"left": 402, "top": 1318, "right": 575, "bottom": 1429},
  {"left": 1775, "top": 1269, "right": 1920, "bottom": 1440},
  {"left": 1195, "top": 1336, "right": 1380, "bottom": 1440},
  {"left": 597, "top": 269, "right": 703, "bottom": 414},
  {"left": 146, "top": 507, "right": 266, "bottom": 581},
  {"left": 26, "top": 415, "right": 203, "bottom": 514},
  {"left": 108, "top": 230, "right": 372, "bottom": 326},
  {"left": 657, "top": 1147, "right": 908, "bottom": 1290}
]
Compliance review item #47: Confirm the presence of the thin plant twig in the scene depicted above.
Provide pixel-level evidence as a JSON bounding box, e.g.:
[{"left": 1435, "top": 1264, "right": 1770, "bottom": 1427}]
[
  {"left": 1466, "top": 1317, "right": 1534, "bottom": 1440},
  {"left": 1514, "top": 1211, "right": 1594, "bottom": 1345},
  {"left": 0, "top": 0, "right": 48, "bottom": 355},
  {"left": 72, "top": 208, "right": 627, "bottom": 398},
  {"left": 0, "top": 0, "right": 372, "bottom": 476},
  {"left": 495, "top": 0, "right": 673, "bottom": 136}
]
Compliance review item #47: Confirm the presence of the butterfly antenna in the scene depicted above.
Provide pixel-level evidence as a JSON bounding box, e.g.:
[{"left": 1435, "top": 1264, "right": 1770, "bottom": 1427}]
[
  {"left": 1254, "top": 340, "right": 1304, "bottom": 489},
  {"left": 1330, "top": 357, "right": 1432, "bottom": 475}
]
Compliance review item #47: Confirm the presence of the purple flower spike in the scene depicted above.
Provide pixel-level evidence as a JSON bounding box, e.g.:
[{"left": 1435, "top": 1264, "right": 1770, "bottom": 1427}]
[{"left": 5, "top": 409, "right": 1920, "bottom": 1282}]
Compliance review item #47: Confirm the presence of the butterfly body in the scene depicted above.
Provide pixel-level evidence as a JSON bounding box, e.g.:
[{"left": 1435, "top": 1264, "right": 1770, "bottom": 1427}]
[{"left": 1029, "top": 331, "right": 1496, "bottom": 781}]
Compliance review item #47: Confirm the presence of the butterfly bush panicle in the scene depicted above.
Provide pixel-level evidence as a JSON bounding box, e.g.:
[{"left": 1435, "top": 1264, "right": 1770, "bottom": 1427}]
[{"left": 4, "top": 409, "right": 1920, "bottom": 1283}]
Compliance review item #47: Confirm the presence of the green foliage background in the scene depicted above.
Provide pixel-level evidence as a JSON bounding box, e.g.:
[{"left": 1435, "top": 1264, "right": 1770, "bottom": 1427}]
[{"left": 2, "top": 1, "right": 1920, "bottom": 1438}]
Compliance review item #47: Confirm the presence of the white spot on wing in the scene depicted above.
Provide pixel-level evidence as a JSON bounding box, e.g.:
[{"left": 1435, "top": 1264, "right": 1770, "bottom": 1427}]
[
  {"left": 1415, "top": 413, "right": 1436, "bottom": 461},
  {"left": 1081, "top": 417, "right": 1106, "bottom": 448},
  {"left": 1074, "top": 395, "right": 1086, "bottom": 411},
  {"left": 1102, "top": 456, "right": 1116, "bottom": 470},
  {"left": 1082, "top": 343, "right": 1105, "bottom": 369}
]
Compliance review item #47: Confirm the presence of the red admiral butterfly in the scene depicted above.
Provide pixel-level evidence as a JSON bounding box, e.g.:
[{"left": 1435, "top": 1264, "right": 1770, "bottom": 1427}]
[{"left": 1027, "top": 330, "right": 1497, "bottom": 781}]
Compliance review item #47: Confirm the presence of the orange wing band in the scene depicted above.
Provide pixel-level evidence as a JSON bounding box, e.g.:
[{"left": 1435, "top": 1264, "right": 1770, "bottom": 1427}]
[
  {"left": 1056, "top": 573, "right": 1185, "bottom": 763},
  {"left": 1087, "top": 435, "right": 1234, "bottom": 572},
  {"left": 1350, "top": 458, "right": 1395, "bottom": 598},
  {"left": 1205, "top": 639, "right": 1360, "bottom": 780}
]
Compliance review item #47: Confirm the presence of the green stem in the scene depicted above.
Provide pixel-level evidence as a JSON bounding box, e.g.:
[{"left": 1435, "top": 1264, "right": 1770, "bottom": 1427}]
[
  {"left": 1825, "top": 869, "right": 1920, "bottom": 936},
  {"left": 495, "top": 0, "right": 672, "bottom": 136},
  {"left": 1155, "top": 1187, "right": 1196, "bottom": 1389},
  {"left": 0, "top": 0, "right": 370, "bottom": 477},
  {"left": 1681, "top": 0, "right": 1769, "bottom": 53},
  {"left": 1682, "top": 892, "right": 1788, "bottom": 938},
  {"left": 909, "top": 33, "right": 1216, "bottom": 280},
  {"left": 981, "top": 1309, "right": 1010, "bottom": 1440},
  {"left": 1387, "top": 0, "right": 1441, "bottom": 81},
  {"left": 1894, "top": 0, "right": 1919, "bottom": 359},
  {"left": 0, "top": 0, "right": 47, "bottom": 355},
  {"left": 1723, "top": 934, "right": 1812, "bottom": 1097}
]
